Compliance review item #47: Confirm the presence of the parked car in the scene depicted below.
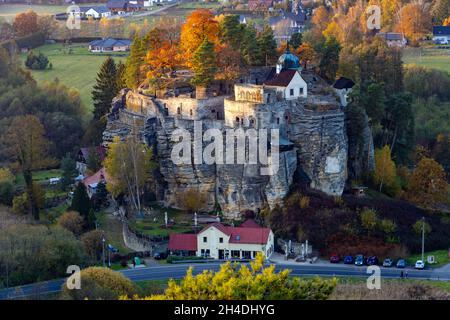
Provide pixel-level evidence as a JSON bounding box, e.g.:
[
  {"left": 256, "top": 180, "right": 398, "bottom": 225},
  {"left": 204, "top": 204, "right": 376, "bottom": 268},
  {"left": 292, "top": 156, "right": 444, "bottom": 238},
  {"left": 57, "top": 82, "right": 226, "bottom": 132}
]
[
  {"left": 367, "top": 256, "right": 379, "bottom": 266},
  {"left": 330, "top": 254, "right": 340, "bottom": 263},
  {"left": 383, "top": 258, "right": 393, "bottom": 267},
  {"left": 415, "top": 260, "right": 425, "bottom": 270},
  {"left": 344, "top": 256, "right": 353, "bottom": 264},
  {"left": 355, "top": 255, "right": 365, "bottom": 266},
  {"left": 153, "top": 251, "right": 168, "bottom": 260},
  {"left": 396, "top": 259, "right": 406, "bottom": 268}
]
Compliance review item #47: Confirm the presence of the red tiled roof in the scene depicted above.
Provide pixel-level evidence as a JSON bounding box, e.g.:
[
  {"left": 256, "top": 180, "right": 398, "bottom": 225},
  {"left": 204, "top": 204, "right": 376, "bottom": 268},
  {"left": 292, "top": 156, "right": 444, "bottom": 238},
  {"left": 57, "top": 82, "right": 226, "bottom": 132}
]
[
  {"left": 83, "top": 168, "right": 108, "bottom": 188},
  {"left": 168, "top": 234, "right": 197, "bottom": 251},
  {"left": 264, "top": 69, "right": 297, "bottom": 87},
  {"left": 199, "top": 221, "right": 271, "bottom": 245}
]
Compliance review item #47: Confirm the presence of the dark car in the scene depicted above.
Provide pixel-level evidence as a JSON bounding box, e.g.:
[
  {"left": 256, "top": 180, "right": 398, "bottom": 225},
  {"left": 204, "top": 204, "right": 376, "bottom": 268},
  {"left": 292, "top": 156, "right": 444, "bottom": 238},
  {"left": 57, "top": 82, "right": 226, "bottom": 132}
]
[
  {"left": 367, "top": 256, "right": 379, "bottom": 266},
  {"left": 355, "top": 254, "right": 365, "bottom": 266},
  {"left": 383, "top": 258, "right": 393, "bottom": 267},
  {"left": 153, "top": 251, "right": 168, "bottom": 260},
  {"left": 330, "top": 254, "right": 340, "bottom": 263},
  {"left": 396, "top": 259, "right": 406, "bottom": 268},
  {"left": 344, "top": 256, "right": 353, "bottom": 264}
]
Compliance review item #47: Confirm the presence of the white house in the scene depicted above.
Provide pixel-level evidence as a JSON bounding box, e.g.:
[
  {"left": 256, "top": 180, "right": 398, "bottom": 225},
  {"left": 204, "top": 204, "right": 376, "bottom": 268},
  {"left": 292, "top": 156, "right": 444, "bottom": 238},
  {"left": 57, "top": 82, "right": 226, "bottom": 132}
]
[
  {"left": 265, "top": 69, "right": 308, "bottom": 100},
  {"left": 433, "top": 26, "right": 450, "bottom": 44},
  {"left": 85, "top": 6, "right": 112, "bottom": 19},
  {"left": 168, "top": 220, "right": 274, "bottom": 260},
  {"left": 376, "top": 32, "right": 407, "bottom": 47}
]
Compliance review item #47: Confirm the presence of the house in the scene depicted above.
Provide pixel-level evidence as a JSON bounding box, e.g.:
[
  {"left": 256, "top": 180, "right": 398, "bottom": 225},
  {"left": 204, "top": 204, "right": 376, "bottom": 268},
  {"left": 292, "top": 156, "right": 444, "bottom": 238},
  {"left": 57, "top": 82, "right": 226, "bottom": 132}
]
[
  {"left": 269, "top": 10, "right": 306, "bottom": 44},
  {"left": 107, "top": 0, "right": 144, "bottom": 14},
  {"left": 248, "top": 0, "right": 273, "bottom": 11},
  {"left": 263, "top": 46, "right": 308, "bottom": 100},
  {"left": 333, "top": 76, "right": 355, "bottom": 107},
  {"left": 83, "top": 167, "right": 108, "bottom": 198},
  {"left": 168, "top": 220, "right": 274, "bottom": 260},
  {"left": 88, "top": 38, "right": 132, "bottom": 52},
  {"left": 76, "top": 146, "right": 107, "bottom": 175},
  {"left": 432, "top": 26, "right": 450, "bottom": 44},
  {"left": 84, "top": 6, "right": 112, "bottom": 19},
  {"left": 376, "top": 32, "right": 407, "bottom": 47}
]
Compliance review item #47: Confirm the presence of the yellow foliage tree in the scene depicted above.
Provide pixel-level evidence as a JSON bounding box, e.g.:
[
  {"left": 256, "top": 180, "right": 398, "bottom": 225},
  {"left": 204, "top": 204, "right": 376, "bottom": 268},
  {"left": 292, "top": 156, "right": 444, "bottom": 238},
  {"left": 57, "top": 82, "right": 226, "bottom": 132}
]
[
  {"left": 122, "top": 253, "right": 336, "bottom": 300},
  {"left": 373, "top": 145, "right": 397, "bottom": 194},
  {"left": 406, "top": 157, "right": 448, "bottom": 208}
]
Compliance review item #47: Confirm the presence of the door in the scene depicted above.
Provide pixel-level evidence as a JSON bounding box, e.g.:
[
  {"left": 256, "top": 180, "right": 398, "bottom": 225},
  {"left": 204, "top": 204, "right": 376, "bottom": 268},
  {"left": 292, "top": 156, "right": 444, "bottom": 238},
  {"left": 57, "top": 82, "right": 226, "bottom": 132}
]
[{"left": 218, "top": 249, "right": 224, "bottom": 260}]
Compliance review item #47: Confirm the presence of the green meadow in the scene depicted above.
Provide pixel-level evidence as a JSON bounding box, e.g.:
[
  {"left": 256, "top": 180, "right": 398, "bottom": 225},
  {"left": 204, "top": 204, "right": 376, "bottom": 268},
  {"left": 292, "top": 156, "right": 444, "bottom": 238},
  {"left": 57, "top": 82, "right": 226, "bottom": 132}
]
[
  {"left": 403, "top": 46, "right": 450, "bottom": 75},
  {"left": 20, "top": 43, "right": 128, "bottom": 111}
]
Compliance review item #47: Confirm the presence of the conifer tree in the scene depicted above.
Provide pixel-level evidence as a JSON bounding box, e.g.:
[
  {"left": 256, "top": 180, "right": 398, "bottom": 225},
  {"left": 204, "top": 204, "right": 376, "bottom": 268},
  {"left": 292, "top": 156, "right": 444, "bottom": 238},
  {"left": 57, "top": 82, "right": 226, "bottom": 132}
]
[
  {"left": 256, "top": 25, "right": 277, "bottom": 66},
  {"left": 70, "top": 182, "right": 92, "bottom": 219},
  {"left": 116, "top": 60, "right": 126, "bottom": 91},
  {"left": 191, "top": 38, "right": 217, "bottom": 87},
  {"left": 92, "top": 57, "right": 117, "bottom": 121},
  {"left": 125, "top": 34, "right": 146, "bottom": 89}
]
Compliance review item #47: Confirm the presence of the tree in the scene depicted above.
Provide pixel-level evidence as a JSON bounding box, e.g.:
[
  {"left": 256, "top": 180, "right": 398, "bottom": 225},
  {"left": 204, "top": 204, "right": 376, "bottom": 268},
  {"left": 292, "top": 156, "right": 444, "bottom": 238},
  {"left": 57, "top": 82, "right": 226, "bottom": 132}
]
[
  {"left": 58, "top": 211, "right": 84, "bottom": 236},
  {"left": 125, "top": 34, "right": 146, "bottom": 89},
  {"left": 13, "top": 11, "right": 38, "bottom": 37},
  {"left": 37, "top": 15, "right": 57, "bottom": 39},
  {"left": 406, "top": 158, "right": 448, "bottom": 208},
  {"left": 180, "top": 9, "right": 219, "bottom": 67},
  {"left": 373, "top": 146, "right": 397, "bottom": 195},
  {"left": 290, "top": 32, "right": 302, "bottom": 49},
  {"left": 61, "top": 267, "right": 136, "bottom": 300},
  {"left": 2, "top": 115, "right": 52, "bottom": 220},
  {"left": 218, "top": 14, "right": 244, "bottom": 51},
  {"left": 92, "top": 57, "right": 117, "bottom": 121},
  {"left": 241, "top": 23, "right": 259, "bottom": 66},
  {"left": 396, "top": 3, "right": 432, "bottom": 44},
  {"left": 0, "top": 168, "right": 15, "bottom": 205},
  {"left": 256, "top": 25, "right": 277, "bottom": 66},
  {"left": 296, "top": 43, "right": 316, "bottom": 69},
  {"left": 60, "top": 153, "right": 77, "bottom": 190},
  {"left": 86, "top": 147, "right": 102, "bottom": 173},
  {"left": 412, "top": 219, "right": 431, "bottom": 236},
  {"left": 104, "top": 133, "right": 154, "bottom": 213},
  {"left": 318, "top": 36, "right": 341, "bottom": 83},
  {"left": 81, "top": 230, "right": 104, "bottom": 263},
  {"left": 431, "top": 0, "right": 450, "bottom": 25},
  {"left": 116, "top": 61, "right": 127, "bottom": 91},
  {"left": 25, "top": 51, "right": 49, "bottom": 70},
  {"left": 92, "top": 181, "right": 108, "bottom": 210},
  {"left": 70, "top": 182, "right": 92, "bottom": 219},
  {"left": 125, "top": 253, "right": 336, "bottom": 300},
  {"left": 191, "top": 37, "right": 217, "bottom": 88},
  {"left": 360, "top": 208, "right": 378, "bottom": 236},
  {"left": 380, "top": 219, "right": 397, "bottom": 235},
  {"left": 180, "top": 188, "right": 208, "bottom": 213}
]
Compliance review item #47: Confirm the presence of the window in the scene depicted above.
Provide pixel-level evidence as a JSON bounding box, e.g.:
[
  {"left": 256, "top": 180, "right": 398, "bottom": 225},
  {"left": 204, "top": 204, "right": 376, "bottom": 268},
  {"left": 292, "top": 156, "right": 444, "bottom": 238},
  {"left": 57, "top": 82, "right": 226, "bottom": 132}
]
[
  {"left": 190, "top": 109, "right": 193, "bottom": 116},
  {"left": 203, "top": 237, "right": 207, "bottom": 243},
  {"left": 300, "top": 87, "right": 304, "bottom": 95},
  {"left": 290, "top": 88, "right": 294, "bottom": 96},
  {"left": 219, "top": 237, "right": 223, "bottom": 243},
  {"left": 276, "top": 117, "right": 280, "bottom": 125},
  {"left": 177, "top": 107, "right": 181, "bottom": 115}
]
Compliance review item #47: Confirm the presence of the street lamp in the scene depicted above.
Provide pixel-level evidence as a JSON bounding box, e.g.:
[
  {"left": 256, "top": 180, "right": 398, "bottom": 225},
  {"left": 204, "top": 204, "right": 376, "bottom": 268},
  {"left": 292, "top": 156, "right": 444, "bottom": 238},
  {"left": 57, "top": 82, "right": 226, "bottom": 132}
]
[
  {"left": 421, "top": 216, "right": 425, "bottom": 263},
  {"left": 102, "top": 237, "right": 106, "bottom": 267}
]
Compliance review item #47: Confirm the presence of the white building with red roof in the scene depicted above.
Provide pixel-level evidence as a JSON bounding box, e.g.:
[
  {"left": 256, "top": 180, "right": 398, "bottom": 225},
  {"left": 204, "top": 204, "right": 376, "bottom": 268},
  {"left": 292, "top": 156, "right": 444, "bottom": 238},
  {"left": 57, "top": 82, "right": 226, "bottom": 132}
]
[{"left": 168, "top": 220, "right": 274, "bottom": 260}]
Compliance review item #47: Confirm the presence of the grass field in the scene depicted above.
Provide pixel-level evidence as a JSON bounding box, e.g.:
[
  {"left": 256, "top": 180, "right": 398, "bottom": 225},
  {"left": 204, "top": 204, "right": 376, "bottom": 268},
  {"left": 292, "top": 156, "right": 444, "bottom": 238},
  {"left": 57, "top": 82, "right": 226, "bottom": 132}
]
[
  {"left": 406, "top": 249, "right": 450, "bottom": 268},
  {"left": 0, "top": 4, "right": 99, "bottom": 22},
  {"left": 20, "top": 43, "right": 127, "bottom": 111},
  {"left": 403, "top": 46, "right": 450, "bottom": 75}
]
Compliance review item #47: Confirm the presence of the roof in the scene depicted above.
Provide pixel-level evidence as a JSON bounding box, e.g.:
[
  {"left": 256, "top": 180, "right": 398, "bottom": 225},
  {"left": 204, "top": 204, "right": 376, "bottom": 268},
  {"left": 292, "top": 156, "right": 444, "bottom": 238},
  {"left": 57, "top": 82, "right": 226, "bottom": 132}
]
[
  {"left": 333, "top": 77, "right": 355, "bottom": 90},
  {"left": 86, "top": 6, "right": 110, "bottom": 14},
  {"left": 269, "top": 11, "right": 306, "bottom": 26},
  {"left": 83, "top": 168, "right": 108, "bottom": 188},
  {"left": 199, "top": 220, "right": 271, "bottom": 245},
  {"left": 433, "top": 26, "right": 450, "bottom": 36},
  {"left": 89, "top": 38, "right": 132, "bottom": 48},
  {"left": 79, "top": 146, "right": 106, "bottom": 162},
  {"left": 107, "top": 0, "right": 127, "bottom": 9},
  {"left": 169, "top": 234, "right": 197, "bottom": 251},
  {"left": 248, "top": 0, "right": 273, "bottom": 11},
  {"left": 264, "top": 69, "right": 297, "bottom": 87},
  {"left": 377, "top": 32, "right": 404, "bottom": 41}
]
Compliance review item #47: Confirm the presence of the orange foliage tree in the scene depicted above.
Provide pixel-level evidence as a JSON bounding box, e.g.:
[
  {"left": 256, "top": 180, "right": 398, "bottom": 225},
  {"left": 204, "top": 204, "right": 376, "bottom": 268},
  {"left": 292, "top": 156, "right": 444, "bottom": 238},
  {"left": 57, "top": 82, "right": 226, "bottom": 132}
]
[
  {"left": 13, "top": 10, "right": 38, "bottom": 37},
  {"left": 395, "top": 3, "right": 432, "bottom": 44}
]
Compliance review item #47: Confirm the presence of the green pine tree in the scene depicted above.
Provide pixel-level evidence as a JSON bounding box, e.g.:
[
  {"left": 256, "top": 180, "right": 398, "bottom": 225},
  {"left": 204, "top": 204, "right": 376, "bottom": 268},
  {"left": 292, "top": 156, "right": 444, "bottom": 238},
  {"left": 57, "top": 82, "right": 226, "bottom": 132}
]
[
  {"left": 60, "top": 152, "right": 77, "bottom": 190},
  {"left": 87, "top": 208, "right": 96, "bottom": 230},
  {"left": 70, "top": 182, "right": 92, "bottom": 218},
  {"left": 92, "top": 57, "right": 117, "bottom": 121},
  {"left": 191, "top": 38, "right": 217, "bottom": 88},
  {"left": 125, "top": 34, "right": 146, "bottom": 89},
  {"left": 256, "top": 25, "right": 277, "bottom": 66},
  {"left": 241, "top": 23, "right": 259, "bottom": 66},
  {"left": 116, "top": 61, "right": 126, "bottom": 91}
]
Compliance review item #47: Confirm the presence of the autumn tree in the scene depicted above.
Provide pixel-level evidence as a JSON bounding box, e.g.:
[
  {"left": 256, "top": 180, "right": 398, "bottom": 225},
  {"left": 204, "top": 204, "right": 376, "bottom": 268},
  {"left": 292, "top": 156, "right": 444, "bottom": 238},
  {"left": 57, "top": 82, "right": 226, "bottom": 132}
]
[
  {"left": 124, "top": 253, "right": 336, "bottom": 300},
  {"left": 296, "top": 43, "right": 316, "bottom": 69},
  {"left": 396, "top": 3, "right": 432, "bottom": 44},
  {"left": 373, "top": 145, "right": 398, "bottom": 195},
  {"left": 317, "top": 36, "right": 341, "bottom": 83},
  {"left": 360, "top": 208, "right": 378, "bottom": 236},
  {"left": 2, "top": 115, "right": 52, "bottom": 220},
  {"left": 92, "top": 57, "right": 117, "bottom": 121},
  {"left": 81, "top": 230, "right": 104, "bottom": 263},
  {"left": 13, "top": 11, "right": 38, "bottom": 37},
  {"left": 180, "top": 188, "right": 208, "bottom": 213},
  {"left": 125, "top": 34, "right": 146, "bottom": 89},
  {"left": 104, "top": 133, "right": 154, "bottom": 214},
  {"left": 37, "top": 15, "right": 57, "bottom": 39},
  {"left": 145, "top": 36, "right": 180, "bottom": 89},
  {"left": 180, "top": 9, "right": 219, "bottom": 68},
  {"left": 190, "top": 37, "right": 217, "bottom": 88},
  {"left": 58, "top": 211, "right": 85, "bottom": 236},
  {"left": 406, "top": 157, "right": 448, "bottom": 208},
  {"left": 431, "top": 0, "right": 450, "bottom": 25}
]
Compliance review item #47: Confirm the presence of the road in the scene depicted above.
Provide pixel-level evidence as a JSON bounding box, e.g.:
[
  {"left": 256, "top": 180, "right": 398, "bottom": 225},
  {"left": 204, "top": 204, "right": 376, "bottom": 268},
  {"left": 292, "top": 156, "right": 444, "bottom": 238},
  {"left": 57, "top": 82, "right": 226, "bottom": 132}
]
[
  {"left": 108, "top": 2, "right": 179, "bottom": 20},
  {"left": 1, "top": 262, "right": 450, "bottom": 300}
]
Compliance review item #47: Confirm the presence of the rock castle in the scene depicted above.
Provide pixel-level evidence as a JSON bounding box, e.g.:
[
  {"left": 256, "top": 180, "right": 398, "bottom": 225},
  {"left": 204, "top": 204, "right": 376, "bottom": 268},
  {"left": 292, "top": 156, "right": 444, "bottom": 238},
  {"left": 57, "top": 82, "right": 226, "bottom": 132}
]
[{"left": 103, "top": 48, "right": 359, "bottom": 219}]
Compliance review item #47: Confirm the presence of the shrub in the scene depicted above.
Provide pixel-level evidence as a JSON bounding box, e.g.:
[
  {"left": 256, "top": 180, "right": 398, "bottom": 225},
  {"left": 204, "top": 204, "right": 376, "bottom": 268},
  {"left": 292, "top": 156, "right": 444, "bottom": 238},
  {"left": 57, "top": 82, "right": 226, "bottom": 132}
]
[
  {"left": 25, "top": 50, "right": 49, "bottom": 70},
  {"left": 58, "top": 211, "right": 84, "bottom": 236},
  {"left": 0, "top": 168, "right": 15, "bottom": 205}
]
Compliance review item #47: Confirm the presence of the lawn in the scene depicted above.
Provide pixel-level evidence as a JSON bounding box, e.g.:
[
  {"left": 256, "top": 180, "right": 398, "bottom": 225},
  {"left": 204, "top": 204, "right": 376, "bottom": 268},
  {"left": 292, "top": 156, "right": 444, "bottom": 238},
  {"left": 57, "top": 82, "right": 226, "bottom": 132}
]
[
  {"left": 97, "top": 211, "right": 132, "bottom": 254},
  {"left": 15, "top": 168, "right": 63, "bottom": 186},
  {"left": 0, "top": 4, "right": 68, "bottom": 22},
  {"left": 19, "top": 43, "right": 128, "bottom": 111},
  {"left": 403, "top": 46, "right": 450, "bottom": 75},
  {"left": 406, "top": 249, "right": 450, "bottom": 268}
]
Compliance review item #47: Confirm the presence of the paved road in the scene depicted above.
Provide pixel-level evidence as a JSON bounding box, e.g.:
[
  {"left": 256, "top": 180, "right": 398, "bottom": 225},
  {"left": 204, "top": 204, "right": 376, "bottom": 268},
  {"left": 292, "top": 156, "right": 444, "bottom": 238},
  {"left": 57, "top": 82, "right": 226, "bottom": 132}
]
[{"left": 1, "top": 262, "right": 450, "bottom": 300}]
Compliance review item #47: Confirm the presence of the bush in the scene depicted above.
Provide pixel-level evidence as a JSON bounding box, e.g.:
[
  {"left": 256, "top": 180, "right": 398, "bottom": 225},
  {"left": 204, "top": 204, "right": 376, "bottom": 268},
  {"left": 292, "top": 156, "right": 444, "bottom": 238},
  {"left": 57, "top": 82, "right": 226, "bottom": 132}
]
[
  {"left": 58, "top": 211, "right": 85, "bottom": 236},
  {"left": 15, "top": 32, "right": 45, "bottom": 49},
  {"left": 25, "top": 50, "right": 49, "bottom": 70},
  {"left": 60, "top": 267, "right": 137, "bottom": 300}
]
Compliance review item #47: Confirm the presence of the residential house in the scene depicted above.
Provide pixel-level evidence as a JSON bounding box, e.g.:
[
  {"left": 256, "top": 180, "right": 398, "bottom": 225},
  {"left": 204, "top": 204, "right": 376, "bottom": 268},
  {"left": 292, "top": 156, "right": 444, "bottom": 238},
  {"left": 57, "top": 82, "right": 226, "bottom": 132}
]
[
  {"left": 83, "top": 168, "right": 108, "bottom": 198},
  {"left": 88, "top": 38, "right": 132, "bottom": 52},
  {"left": 433, "top": 26, "right": 450, "bottom": 44},
  {"left": 333, "top": 76, "right": 355, "bottom": 107},
  {"left": 376, "top": 32, "right": 407, "bottom": 47},
  {"left": 84, "top": 6, "right": 112, "bottom": 19},
  {"left": 76, "top": 146, "right": 107, "bottom": 175},
  {"left": 269, "top": 10, "right": 306, "bottom": 44},
  {"left": 168, "top": 220, "right": 274, "bottom": 260},
  {"left": 107, "top": 0, "right": 144, "bottom": 14},
  {"left": 248, "top": 0, "right": 273, "bottom": 11}
]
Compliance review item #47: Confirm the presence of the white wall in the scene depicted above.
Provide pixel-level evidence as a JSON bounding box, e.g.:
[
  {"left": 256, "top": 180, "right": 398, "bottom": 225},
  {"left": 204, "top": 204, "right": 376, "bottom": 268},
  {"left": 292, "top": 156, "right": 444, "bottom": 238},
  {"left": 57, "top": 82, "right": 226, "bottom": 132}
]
[{"left": 284, "top": 72, "right": 308, "bottom": 99}]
